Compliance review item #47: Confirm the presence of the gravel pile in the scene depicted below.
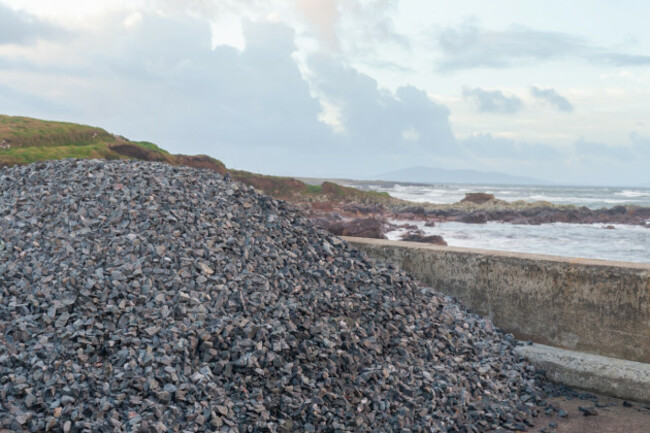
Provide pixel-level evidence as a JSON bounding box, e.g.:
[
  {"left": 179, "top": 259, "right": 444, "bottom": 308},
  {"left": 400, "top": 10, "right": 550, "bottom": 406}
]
[{"left": 1, "top": 160, "right": 547, "bottom": 432}]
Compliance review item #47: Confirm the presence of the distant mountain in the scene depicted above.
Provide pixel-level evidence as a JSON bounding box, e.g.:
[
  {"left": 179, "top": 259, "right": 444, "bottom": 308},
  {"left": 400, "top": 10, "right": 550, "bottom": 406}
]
[{"left": 374, "top": 166, "right": 550, "bottom": 186}]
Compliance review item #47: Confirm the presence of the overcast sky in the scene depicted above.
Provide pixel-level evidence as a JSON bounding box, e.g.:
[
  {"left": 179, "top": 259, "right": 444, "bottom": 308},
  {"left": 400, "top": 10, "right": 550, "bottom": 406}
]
[{"left": 1, "top": 0, "right": 649, "bottom": 185}]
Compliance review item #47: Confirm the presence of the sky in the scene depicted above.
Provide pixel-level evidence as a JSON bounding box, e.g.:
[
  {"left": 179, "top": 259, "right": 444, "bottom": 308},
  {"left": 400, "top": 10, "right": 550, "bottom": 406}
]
[{"left": 1, "top": 0, "right": 650, "bottom": 186}]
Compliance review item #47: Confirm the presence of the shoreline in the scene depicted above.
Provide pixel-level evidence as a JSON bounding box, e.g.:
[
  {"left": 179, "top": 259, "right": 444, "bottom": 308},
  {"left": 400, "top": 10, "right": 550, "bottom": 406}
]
[
  {"left": 384, "top": 219, "right": 650, "bottom": 264},
  {"left": 304, "top": 191, "right": 650, "bottom": 264}
]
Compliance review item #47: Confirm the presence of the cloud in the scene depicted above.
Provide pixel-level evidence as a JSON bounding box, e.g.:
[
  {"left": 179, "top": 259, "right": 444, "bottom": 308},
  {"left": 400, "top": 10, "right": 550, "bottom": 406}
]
[
  {"left": 597, "top": 53, "right": 650, "bottom": 66},
  {"left": 309, "top": 54, "right": 456, "bottom": 156},
  {"left": 629, "top": 132, "right": 650, "bottom": 157},
  {"left": 0, "top": 13, "right": 330, "bottom": 150},
  {"left": 348, "top": 1, "right": 408, "bottom": 44},
  {"left": 462, "top": 87, "right": 523, "bottom": 114},
  {"left": 530, "top": 86, "right": 574, "bottom": 112},
  {"left": 436, "top": 21, "right": 650, "bottom": 71},
  {"left": 293, "top": 0, "right": 341, "bottom": 50},
  {"left": 573, "top": 137, "right": 634, "bottom": 160},
  {"left": 0, "top": 9, "right": 456, "bottom": 176},
  {"left": 335, "top": 0, "right": 409, "bottom": 57},
  {"left": 0, "top": 82, "right": 69, "bottom": 114},
  {"left": 461, "top": 133, "right": 560, "bottom": 160},
  {"left": 565, "top": 135, "right": 650, "bottom": 185},
  {"left": 0, "top": 3, "right": 65, "bottom": 45}
]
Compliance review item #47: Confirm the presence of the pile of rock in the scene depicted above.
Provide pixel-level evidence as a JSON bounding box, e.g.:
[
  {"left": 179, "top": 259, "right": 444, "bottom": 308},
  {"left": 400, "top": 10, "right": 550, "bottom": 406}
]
[{"left": 1, "top": 160, "right": 546, "bottom": 432}]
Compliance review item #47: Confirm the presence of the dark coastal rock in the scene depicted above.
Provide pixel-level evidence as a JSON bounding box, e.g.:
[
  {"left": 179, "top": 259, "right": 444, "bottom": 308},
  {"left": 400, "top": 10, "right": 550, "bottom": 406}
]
[
  {"left": 398, "top": 205, "right": 427, "bottom": 215},
  {"left": 460, "top": 192, "right": 495, "bottom": 204},
  {"left": 606, "top": 205, "right": 628, "bottom": 215},
  {"left": 393, "top": 212, "right": 421, "bottom": 221},
  {"left": 629, "top": 207, "right": 650, "bottom": 218},
  {"left": 400, "top": 231, "right": 448, "bottom": 245},
  {"left": 0, "top": 160, "right": 550, "bottom": 432},
  {"left": 460, "top": 212, "right": 489, "bottom": 224},
  {"left": 395, "top": 223, "right": 419, "bottom": 230}
]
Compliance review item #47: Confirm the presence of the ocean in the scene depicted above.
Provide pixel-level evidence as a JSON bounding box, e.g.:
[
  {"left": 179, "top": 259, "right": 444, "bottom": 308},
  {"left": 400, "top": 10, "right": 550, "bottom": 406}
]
[
  {"left": 360, "top": 183, "right": 650, "bottom": 209},
  {"left": 349, "top": 182, "right": 650, "bottom": 263}
]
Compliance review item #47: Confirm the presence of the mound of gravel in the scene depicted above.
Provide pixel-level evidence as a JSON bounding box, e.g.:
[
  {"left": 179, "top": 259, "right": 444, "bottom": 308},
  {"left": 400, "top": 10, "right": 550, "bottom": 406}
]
[{"left": 1, "top": 160, "right": 547, "bottom": 432}]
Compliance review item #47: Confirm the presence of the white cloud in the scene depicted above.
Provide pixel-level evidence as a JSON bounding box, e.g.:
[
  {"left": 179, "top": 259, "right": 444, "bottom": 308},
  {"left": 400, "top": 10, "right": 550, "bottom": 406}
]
[
  {"left": 436, "top": 20, "right": 650, "bottom": 71},
  {"left": 293, "top": 0, "right": 341, "bottom": 50},
  {"left": 462, "top": 87, "right": 524, "bottom": 114},
  {"left": 530, "top": 86, "right": 573, "bottom": 112},
  {"left": 123, "top": 12, "right": 143, "bottom": 29}
]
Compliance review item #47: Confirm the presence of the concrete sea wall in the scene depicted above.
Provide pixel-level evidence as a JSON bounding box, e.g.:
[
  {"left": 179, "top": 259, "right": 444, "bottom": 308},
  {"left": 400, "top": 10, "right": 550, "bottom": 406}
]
[{"left": 344, "top": 237, "right": 650, "bottom": 364}]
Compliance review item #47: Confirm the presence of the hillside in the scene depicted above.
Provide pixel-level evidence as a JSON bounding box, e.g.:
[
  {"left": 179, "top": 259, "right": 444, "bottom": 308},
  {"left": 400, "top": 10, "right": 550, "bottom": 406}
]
[
  {"left": 0, "top": 114, "right": 228, "bottom": 171},
  {"left": 0, "top": 114, "right": 400, "bottom": 206}
]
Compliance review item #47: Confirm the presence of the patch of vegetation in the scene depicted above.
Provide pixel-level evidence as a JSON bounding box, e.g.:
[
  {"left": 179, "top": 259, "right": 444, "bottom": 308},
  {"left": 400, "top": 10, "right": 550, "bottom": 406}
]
[
  {"left": 0, "top": 115, "right": 114, "bottom": 148},
  {"left": 320, "top": 181, "right": 396, "bottom": 204},
  {"left": 229, "top": 169, "right": 308, "bottom": 199},
  {"left": 0, "top": 144, "right": 124, "bottom": 166},
  {"left": 304, "top": 184, "right": 323, "bottom": 194},
  {"left": 133, "top": 141, "right": 170, "bottom": 155}
]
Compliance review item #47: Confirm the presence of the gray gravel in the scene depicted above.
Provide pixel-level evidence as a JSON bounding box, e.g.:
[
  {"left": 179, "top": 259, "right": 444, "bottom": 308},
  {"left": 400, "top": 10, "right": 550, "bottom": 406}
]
[{"left": 1, "top": 160, "right": 547, "bottom": 432}]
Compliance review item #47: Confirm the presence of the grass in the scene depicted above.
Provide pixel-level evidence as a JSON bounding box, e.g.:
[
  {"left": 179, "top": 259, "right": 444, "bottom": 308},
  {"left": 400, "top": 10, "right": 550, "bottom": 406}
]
[
  {"left": 305, "top": 184, "right": 323, "bottom": 194},
  {"left": 0, "top": 143, "right": 125, "bottom": 166},
  {"left": 133, "top": 141, "right": 170, "bottom": 155},
  {"left": 0, "top": 115, "right": 114, "bottom": 148}
]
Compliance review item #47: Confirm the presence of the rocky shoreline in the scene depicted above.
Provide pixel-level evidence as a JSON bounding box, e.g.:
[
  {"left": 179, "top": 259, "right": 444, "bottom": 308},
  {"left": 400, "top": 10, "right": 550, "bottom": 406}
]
[{"left": 302, "top": 192, "right": 650, "bottom": 244}]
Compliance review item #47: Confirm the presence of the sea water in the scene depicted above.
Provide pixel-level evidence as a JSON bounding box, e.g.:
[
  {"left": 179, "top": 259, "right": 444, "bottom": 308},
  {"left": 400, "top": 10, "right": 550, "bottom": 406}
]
[
  {"left": 359, "top": 183, "right": 650, "bottom": 209},
  {"left": 387, "top": 220, "right": 649, "bottom": 263},
  {"left": 348, "top": 182, "right": 650, "bottom": 263}
]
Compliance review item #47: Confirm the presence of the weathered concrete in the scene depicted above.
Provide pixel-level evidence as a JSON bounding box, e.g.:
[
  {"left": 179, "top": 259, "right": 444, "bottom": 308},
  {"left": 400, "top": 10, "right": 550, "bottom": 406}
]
[
  {"left": 516, "top": 344, "right": 650, "bottom": 403},
  {"left": 344, "top": 237, "right": 650, "bottom": 363}
]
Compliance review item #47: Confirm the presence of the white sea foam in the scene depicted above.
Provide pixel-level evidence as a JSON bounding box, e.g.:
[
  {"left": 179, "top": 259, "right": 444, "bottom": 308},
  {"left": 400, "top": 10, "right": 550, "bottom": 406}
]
[
  {"left": 355, "top": 183, "right": 650, "bottom": 262},
  {"left": 387, "top": 220, "right": 650, "bottom": 263},
  {"left": 359, "top": 183, "right": 650, "bottom": 209},
  {"left": 616, "top": 190, "right": 650, "bottom": 198}
]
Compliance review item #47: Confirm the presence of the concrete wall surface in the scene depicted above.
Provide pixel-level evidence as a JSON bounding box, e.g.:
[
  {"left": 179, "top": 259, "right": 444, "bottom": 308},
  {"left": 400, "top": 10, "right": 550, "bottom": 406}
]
[
  {"left": 515, "top": 344, "right": 650, "bottom": 403},
  {"left": 344, "top": 237, "right": 650, "bottom": 363}
]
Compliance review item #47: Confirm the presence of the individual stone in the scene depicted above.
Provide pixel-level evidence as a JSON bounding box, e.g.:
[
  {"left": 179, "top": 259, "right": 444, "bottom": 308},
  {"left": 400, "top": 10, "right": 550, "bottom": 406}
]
[
  {"left": 578, "top": 406, "right": 598, "bottom": 416},
  {"left": 399, "top": 231, "right": 447, "bottom": 245}
]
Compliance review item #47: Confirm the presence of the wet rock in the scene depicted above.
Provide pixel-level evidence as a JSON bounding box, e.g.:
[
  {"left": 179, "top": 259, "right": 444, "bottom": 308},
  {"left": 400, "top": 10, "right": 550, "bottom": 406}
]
[
  {"left": 400, "top": 231, "right": 448, "bottom": 245},
  {"left": 460, "top": 212, "right": 489, "bottom": 224}
]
